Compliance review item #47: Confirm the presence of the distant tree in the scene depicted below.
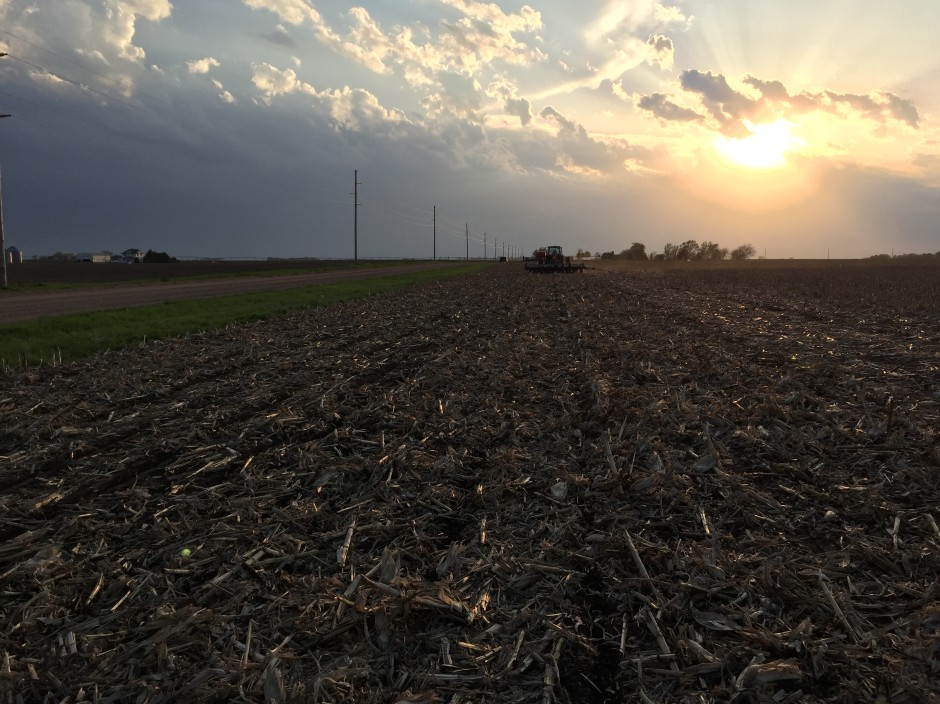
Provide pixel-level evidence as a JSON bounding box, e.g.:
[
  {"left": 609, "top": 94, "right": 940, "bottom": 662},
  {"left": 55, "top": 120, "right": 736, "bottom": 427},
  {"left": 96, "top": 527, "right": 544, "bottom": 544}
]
[
  {"left": 143, "top": 249, "right": 178, "bottom": 263},
  {"left": 621, "top": 242, "right": 648, "bottom": 260},
  {"left": 730, "top": 244, "right": 756, "bottom": 260},
  {"left": 575, "top": 248, "right": 590, "bottom": 259},
  {"left": 698, "top": 241, "right": 728, "bottom": 260},
  {"left": 676, "top": 240, "right": 699, "bottom": 260},
  {"left": 662, "top": 242, "right": 678, "bottom": 260},
  {"left": 39, "top": 251, "right": 75, "bottom": 261},
  {"left": 600, "top": 251, "right": 617, "bottom": 260}
]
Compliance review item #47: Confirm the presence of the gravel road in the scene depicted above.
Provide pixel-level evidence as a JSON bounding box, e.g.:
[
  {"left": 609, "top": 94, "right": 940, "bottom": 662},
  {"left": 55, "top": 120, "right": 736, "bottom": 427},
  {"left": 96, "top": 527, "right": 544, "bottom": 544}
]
[{"left": 0, "top": 262, "right": 456, "bottom": 323}]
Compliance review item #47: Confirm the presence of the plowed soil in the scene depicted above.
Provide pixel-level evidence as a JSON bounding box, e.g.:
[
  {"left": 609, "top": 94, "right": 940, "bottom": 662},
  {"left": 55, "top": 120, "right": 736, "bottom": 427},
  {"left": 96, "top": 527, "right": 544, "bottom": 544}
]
[{"left": 1, "top": 263, "right": 938, "bottom": 703}]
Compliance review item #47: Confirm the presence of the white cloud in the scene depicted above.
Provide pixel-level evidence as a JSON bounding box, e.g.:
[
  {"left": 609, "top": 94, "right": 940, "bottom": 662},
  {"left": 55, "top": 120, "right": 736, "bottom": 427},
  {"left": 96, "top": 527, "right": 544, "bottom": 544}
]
[
  {"left": 187, "top": 57, "right": 220, "bottom": 75},
  {"left": 0, "top": 0, "right": 171, "bottom": 94},
  {"left": 211, "top": 79, "right": 235, "bottom": 104},
  {"left": 586, "top": 0, "right": 687, "bottom": 42},
  {"left": 92, "top": 0, "right": 172, "bottom": 62},
  {"left": 251, "top": 62, "right": 408, "bottom": 132},
  {"left": 251, "top": 62, "right": 312, "bottom": 98},
  {"left": 241, "top": 0, "right": 322, "bottom": 27},
  {"left": 646, "top": 34, "right": 674, "bottom": 69}
]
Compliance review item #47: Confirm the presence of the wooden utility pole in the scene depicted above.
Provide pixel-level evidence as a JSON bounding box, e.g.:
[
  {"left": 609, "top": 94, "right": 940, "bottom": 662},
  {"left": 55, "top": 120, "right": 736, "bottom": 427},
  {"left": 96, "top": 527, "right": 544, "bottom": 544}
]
[
  {"left": 0, "top": 164, "right": 6, "bottom": 288},
  {"left": 433, "top": 205, "right": 436, "bottom": 260},
  {"left": 465, "top": 223, "right": 469, "bottom": 261},
  {"left": 0, "top": 109, "right": 10, "bottom": 288},
  {"left": 484, "top": 232, "right": 486, "bottom": 260},
  {"left": 353, "top": 170, "right": 360, "bottom": 261}
]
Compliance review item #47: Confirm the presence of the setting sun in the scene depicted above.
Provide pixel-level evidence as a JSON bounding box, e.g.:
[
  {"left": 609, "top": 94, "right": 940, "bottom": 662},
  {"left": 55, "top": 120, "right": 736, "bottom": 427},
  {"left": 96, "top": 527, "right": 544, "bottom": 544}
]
[{"left": 713, "top": 120, "right": 805, "bottom": 170}]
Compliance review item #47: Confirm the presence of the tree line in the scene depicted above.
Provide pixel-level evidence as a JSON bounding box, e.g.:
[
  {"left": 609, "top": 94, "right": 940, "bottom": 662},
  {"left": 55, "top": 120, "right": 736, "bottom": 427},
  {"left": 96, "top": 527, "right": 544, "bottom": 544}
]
[{"left": 576, "top": 241, "right": 756, "bottom": 261}]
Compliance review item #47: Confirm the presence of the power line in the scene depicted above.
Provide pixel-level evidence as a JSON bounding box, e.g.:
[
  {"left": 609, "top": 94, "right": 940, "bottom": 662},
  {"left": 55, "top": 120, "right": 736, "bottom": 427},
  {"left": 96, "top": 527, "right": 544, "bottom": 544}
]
[
  {"left": 5, "top": 53, "right": 168, "bottom": 124},
  {"left": 0, "top": 27, "right": 155, "bottom": 103}
]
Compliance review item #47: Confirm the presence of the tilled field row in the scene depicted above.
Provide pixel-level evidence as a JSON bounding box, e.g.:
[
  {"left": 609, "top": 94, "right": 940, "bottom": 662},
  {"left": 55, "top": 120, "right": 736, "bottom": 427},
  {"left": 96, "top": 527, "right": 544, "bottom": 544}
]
[{"left": 0, "top": 265, "right": 937, "bottom": 703}]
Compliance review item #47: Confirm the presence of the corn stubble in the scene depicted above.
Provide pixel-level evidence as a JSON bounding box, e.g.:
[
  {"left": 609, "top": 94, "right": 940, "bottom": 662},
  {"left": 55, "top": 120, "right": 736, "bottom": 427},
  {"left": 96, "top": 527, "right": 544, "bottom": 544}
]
[{"left": 0, "top": 262, "right": 938, "bottom": 703}]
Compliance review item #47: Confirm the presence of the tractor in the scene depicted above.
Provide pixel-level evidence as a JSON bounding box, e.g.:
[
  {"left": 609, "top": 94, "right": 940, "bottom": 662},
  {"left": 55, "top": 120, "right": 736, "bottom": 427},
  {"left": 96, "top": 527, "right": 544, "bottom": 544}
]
[{"left": 524, "top": 245, "right": 584, "bottom": 273}]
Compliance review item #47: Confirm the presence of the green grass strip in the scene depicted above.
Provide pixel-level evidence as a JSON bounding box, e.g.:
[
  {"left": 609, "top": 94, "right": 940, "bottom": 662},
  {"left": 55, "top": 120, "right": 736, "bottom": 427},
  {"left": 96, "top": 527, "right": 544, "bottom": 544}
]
[
  {"left": 0, "top": 264, "right": 491, "bottom": 369},
  {"left": 0, "top": 259, "right": 415, "bottom": 293}
]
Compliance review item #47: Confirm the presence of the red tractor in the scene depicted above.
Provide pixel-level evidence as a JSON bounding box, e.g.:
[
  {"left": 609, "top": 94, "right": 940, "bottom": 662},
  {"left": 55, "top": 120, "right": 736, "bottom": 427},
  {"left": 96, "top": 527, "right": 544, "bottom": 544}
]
[{"left": 525, "top": 245, "right": 584, "bottom": 273}]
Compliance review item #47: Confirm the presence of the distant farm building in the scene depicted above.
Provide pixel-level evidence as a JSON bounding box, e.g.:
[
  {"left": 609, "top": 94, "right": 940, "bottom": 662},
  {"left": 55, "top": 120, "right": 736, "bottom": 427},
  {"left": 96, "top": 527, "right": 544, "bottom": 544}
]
[
  {"left": 4, "top": 246, "right": 22, "bottom": 264},
  {"left": 75, "top": 252, "right": 111, "bottom": 263},
  {"left": 120, "top": 248, "right": 144, "bottom": 263}
]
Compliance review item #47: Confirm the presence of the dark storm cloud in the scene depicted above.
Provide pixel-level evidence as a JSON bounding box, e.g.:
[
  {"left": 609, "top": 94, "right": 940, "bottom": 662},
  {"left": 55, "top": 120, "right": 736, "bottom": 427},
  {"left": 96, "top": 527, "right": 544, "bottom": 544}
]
[{"left": 636, "top": 93, "right": 703, "bottom": 123}]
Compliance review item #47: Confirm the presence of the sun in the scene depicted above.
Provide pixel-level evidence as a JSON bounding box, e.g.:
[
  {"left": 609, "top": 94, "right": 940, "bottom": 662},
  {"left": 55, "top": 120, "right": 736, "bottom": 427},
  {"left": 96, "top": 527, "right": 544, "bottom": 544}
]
[
  {"left": 713, "top": 119, "right": 805, "bottom": 170},
  {"left": 678, "top": 118, "right": 820, "bottom": 213}
]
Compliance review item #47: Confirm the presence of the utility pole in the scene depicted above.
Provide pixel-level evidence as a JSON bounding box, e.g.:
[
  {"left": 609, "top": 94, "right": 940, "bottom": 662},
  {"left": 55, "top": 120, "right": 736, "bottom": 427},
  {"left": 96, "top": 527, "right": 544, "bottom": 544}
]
[
  {"left": 433, "top": 205, "right": 436, "bottom": 261},
  {"left": 484, "top": 232, "right": 486, "bottom": 260},
  {"left": 352, "top": 169, "right": 361, "bottom": 261},
  {"left": 0, "top": 108, "right": 10, "bottom": 289},
  {"left": 0, "top": 159, "right": 6, "bottom": 288},
  {"left": 465, "top": 223, "right": 469, "bottom": 261}
]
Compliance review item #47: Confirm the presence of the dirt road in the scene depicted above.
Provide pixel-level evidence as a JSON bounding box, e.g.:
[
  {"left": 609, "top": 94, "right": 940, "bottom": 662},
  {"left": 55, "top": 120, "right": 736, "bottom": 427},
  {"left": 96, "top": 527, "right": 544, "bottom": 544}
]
[{"left": 0, "top": 262, "right": 456, "bottom": 323}]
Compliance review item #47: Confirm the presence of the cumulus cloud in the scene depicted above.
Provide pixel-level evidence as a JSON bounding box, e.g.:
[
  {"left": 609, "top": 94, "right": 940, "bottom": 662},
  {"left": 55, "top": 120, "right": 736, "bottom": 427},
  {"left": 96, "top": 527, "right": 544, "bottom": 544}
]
[
  {"left": 486, "top": 76, "right": 533, "bottom": 126},
  {"left": 540, "top": 106, "right": 579, "bottom": 136},
  {"left": 646, "top": 34, "right": 674, "bottom": 69},
  {"left": 742, "top": 75, "right": 789, "bottom": 101},
  {"left": 0, "top": 0, "right": 171, "bottom": 91},
  {"left": 245, "top": 0, "right": 544, "bottom": 86},
  {"left": 679, "top": 69, "right": 762, "bottom": 135},
  {"left": 636, "top": 93, "right": 703, "bottom": 123},
  {"left": 65, "top": 0, "right": 172, "bottom": 64},
  {"left": 242, "top": 0, "right": 342, "bottom": 47},
  {"left": 742, "top": 75, "right": 919, "bottom": 128},
  {"left": 187, "top": 57, "right": 220, "bottom": 74},
  {"left": 242, "top": 0, "right": 322, "bottom": 27},
  {"left": 250, "top": 62, "right": 408, "bottom": 132},
  {"left": 638, "top": 70, "right": 922, "bottom": 136},
  {"left": 251, "top": 62, "right": 312, "bottom": 98},
  {"left": 529, "top": 106, "right": 653, "bottom": 176},
  {"left": 211, "top": 79, "right": 235, "bottom": 104},
  {"left": 821, "top": 90, "right": 919, "bottom": 128},
  {"left": 322, "top": 85, "right": 409, "bottom": 131},
  {"left": 505, "top": 97, "right": 533, "bottom": 126}
]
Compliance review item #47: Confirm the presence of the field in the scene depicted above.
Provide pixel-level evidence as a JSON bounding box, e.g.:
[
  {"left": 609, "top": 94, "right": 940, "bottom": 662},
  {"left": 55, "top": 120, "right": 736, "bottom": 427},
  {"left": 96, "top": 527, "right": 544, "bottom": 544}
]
[
  {"left": 0, "top": 263, "right": 486, "bottom": 367},
  {"left": 1, "top": 261, "right": 938, "bottom": 703},
  {"left": 1, "top": 259, "right": 405, "bottom": 288}
]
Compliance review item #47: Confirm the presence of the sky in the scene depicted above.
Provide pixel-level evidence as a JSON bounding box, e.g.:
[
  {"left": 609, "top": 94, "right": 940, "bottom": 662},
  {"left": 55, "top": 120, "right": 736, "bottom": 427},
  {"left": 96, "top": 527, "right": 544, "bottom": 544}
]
[{"left": 0, "top": 0, "right": 938, "bottom": 260}]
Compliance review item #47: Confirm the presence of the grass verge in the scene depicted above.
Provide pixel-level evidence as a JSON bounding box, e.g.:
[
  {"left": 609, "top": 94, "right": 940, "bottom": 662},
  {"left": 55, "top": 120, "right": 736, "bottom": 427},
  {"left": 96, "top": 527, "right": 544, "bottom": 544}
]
[
  {"left": 0, "top": 259, "right": 414, "bottom": 292},
  {"left": 0, "top": 263, "right": 491, "bottom": 369}
]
